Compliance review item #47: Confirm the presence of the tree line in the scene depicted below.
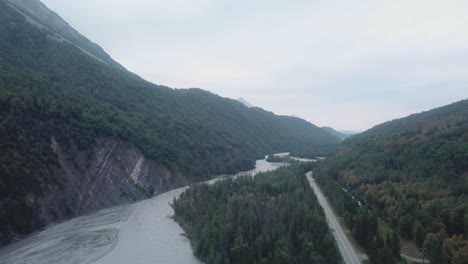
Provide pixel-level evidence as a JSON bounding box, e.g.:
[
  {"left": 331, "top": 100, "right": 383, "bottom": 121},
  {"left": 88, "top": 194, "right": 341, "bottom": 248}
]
[
  {"left": 313, "top": 165, "right": 402, "bottom": 264},
  {"left": 173, "top": 164, "right": 343, "bottom": 264},
  {"left": 313, "top": 99, "right": 468, "bottom": 264}
]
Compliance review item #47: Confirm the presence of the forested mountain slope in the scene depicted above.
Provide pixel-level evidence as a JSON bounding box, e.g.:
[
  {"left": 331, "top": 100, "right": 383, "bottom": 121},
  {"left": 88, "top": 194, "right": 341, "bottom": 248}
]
[
  {"left": 5, "top": 0, "right": 125, "bottom": 70},
  {"left": 0, "top": 0, "right": 339, "bottom": 245},
  {"left": 322, "top": 126, "right": 353, "bottom": 140},
  {"left": 316, "top": 100, "right": 468, "bottom": 263}
]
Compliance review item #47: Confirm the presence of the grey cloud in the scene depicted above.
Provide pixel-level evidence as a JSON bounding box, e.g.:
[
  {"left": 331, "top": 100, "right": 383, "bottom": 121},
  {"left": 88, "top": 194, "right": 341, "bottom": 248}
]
[{"left": 42, "top": 0, "right": 468, "bottom": 131}]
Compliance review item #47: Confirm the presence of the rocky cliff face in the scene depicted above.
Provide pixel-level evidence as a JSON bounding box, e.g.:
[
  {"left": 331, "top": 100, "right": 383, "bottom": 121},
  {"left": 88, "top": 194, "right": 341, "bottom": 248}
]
[{"left": 28, "top": 137, "right": 180, "bottom": 234}]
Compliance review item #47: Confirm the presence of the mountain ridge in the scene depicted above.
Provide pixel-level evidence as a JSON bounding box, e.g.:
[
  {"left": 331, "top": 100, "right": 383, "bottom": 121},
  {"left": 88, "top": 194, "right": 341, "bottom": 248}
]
[
  {"left": 315, "top": 99, "right": 468, "bottom": 262},
  {"left": 5, "top": 0, "right": 125, "bottom": 70},
  {"left": 321, "top": 126, "right": 356, "bottom": 140},
  {"left": 0, "top": 0, "right": 340, "bottom": 245}
]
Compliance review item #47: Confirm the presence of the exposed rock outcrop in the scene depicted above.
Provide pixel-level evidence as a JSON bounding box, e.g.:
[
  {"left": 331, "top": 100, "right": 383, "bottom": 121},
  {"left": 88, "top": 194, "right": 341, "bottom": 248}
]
[{"left": 31, "top": 137, "right": 179, "bottom": 232}]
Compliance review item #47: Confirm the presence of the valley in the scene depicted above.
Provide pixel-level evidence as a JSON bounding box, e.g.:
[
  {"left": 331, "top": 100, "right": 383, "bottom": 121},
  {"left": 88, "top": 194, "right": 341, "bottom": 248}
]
[
  {"left": 0, "top": 156, "right": 284, "bottom": 264},
  {"left": 306, "top": 172, "right": 362, "bottom": 264},
  {"left": 0, "top": 0, "right": 467, "bottom": 263},
  {"left": 0, "top": 0, "right": 340, "bottom": 245}
]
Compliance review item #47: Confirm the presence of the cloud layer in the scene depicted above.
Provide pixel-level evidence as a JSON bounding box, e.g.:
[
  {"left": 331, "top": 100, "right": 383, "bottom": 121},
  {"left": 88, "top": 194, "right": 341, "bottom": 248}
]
[{"left": 42, "top": 0, "right": 468, "bottom": 130}]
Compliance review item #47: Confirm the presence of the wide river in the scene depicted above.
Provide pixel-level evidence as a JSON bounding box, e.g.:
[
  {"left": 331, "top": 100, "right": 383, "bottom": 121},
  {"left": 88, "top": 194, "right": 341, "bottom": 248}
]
[{"left": 0, "top": 155, "right": 299, "bottom": 264}]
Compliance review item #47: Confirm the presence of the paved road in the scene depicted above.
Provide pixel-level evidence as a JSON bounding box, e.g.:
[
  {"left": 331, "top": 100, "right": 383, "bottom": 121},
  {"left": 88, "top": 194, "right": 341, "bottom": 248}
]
[
  {"left": 306, "top": 171, "right": 361, "bottom": 264},
  {"left": 404, "top": 255, "right": 426, "bottom": 263}
]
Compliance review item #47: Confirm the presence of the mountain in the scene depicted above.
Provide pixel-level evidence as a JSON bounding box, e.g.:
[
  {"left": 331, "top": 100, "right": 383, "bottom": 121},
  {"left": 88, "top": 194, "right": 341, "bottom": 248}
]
[
  {"left": 316, "top": 100, "right": 468, "bottom": 261},
  {"left": 338, "top": 130, "right": 360, "bottom": 135},
  {"left": 237, "top": 97, "right": 253, "bottom": 108},
  {"left": 0, "top": 0, "right": 340, "bottom": 245},
  {"left": 5, "top": 0, "right": 125, "bottom": 70},
  {"left": 322, "top": 126, "right": 355, "bottom": 140}
]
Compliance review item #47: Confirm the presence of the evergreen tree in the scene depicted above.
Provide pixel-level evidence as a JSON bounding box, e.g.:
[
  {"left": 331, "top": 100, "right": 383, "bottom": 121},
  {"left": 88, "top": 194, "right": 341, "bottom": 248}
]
[
  {"left": 391, "top": 231, "right": 401, "bottom": 259},
  {"left": 412, "top": 221, "right": 425, "bottom": 248}
]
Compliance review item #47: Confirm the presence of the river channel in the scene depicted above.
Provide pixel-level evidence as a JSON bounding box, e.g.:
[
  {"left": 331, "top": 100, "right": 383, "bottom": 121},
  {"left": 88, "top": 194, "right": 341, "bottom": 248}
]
[{"left": 0, "top": 155, "right": 299, "bottom": 264}]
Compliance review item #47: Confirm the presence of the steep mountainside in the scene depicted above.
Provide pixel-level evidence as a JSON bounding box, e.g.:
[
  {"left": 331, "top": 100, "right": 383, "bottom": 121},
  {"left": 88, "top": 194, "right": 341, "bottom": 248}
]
[
  {"left": 316, "top": 100, "right": 468, "bottom": 262},
  {"left": 0, "top": 0, "right": 339, "bottom": 245},
  {"left": 5, "top": 0, "right": 125, "bottom": 70}
]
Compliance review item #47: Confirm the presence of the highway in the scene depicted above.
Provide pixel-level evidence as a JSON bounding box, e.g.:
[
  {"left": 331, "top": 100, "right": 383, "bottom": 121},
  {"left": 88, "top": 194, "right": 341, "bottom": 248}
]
[{"left": 306, "top": 171, "right": 361, "bottom": 264}]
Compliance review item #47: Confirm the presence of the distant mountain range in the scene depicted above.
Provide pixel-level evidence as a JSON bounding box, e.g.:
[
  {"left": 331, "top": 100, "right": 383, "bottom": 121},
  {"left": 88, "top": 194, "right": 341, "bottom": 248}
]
[
  {"left": 237, "top": 97, "right": 253, "bottom": 108},
  {"left": 322, "top": 126, "right": 359, "bottom": 140},
  {"left": 338, "top": 129, "right": 361, "bottom": 135}
]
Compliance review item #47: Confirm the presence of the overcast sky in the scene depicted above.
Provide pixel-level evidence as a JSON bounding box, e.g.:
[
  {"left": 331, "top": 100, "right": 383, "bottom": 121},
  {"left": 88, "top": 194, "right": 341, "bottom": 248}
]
[{"left": 42, "top": 0, "right": 468, "bottom": 131}]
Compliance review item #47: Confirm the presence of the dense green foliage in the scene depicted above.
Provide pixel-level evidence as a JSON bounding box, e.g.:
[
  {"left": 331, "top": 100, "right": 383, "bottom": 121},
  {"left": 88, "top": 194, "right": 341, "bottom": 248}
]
[
  {"left": 173, "top": 165, "right": 342, "bottom": 264},
  {"left": 265, "top": 154, "right": 292, "bottom": 163},
  {"left": 315, "top": 100, "right": 468, "bottom": 263},
  {"left": 314, "top": 169, "right": 402, "bottom": 263},
  {"left": 0, "top": 1, "right": 339, "bottom": 244},
  {"left": 290, "top": 144, "right": 340, "bottom": 159}
]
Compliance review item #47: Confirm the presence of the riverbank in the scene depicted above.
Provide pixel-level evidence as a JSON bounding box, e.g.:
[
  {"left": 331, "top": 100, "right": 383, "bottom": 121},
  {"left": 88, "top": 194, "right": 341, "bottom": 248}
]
[{"left": 0, "top": 156, "right": 285, "bottom": 264}]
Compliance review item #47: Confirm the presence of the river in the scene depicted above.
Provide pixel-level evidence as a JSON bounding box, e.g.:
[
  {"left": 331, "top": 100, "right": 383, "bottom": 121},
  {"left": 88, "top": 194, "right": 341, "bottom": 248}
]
[{"left": 0, "top": 156, "right": 290, "bottom": 264}]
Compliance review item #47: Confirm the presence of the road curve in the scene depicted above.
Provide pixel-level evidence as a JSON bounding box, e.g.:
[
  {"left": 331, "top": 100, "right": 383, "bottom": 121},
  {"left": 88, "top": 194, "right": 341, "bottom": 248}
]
[{"left": 306, "top": 171, "right": 361, "bottom": 264}]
